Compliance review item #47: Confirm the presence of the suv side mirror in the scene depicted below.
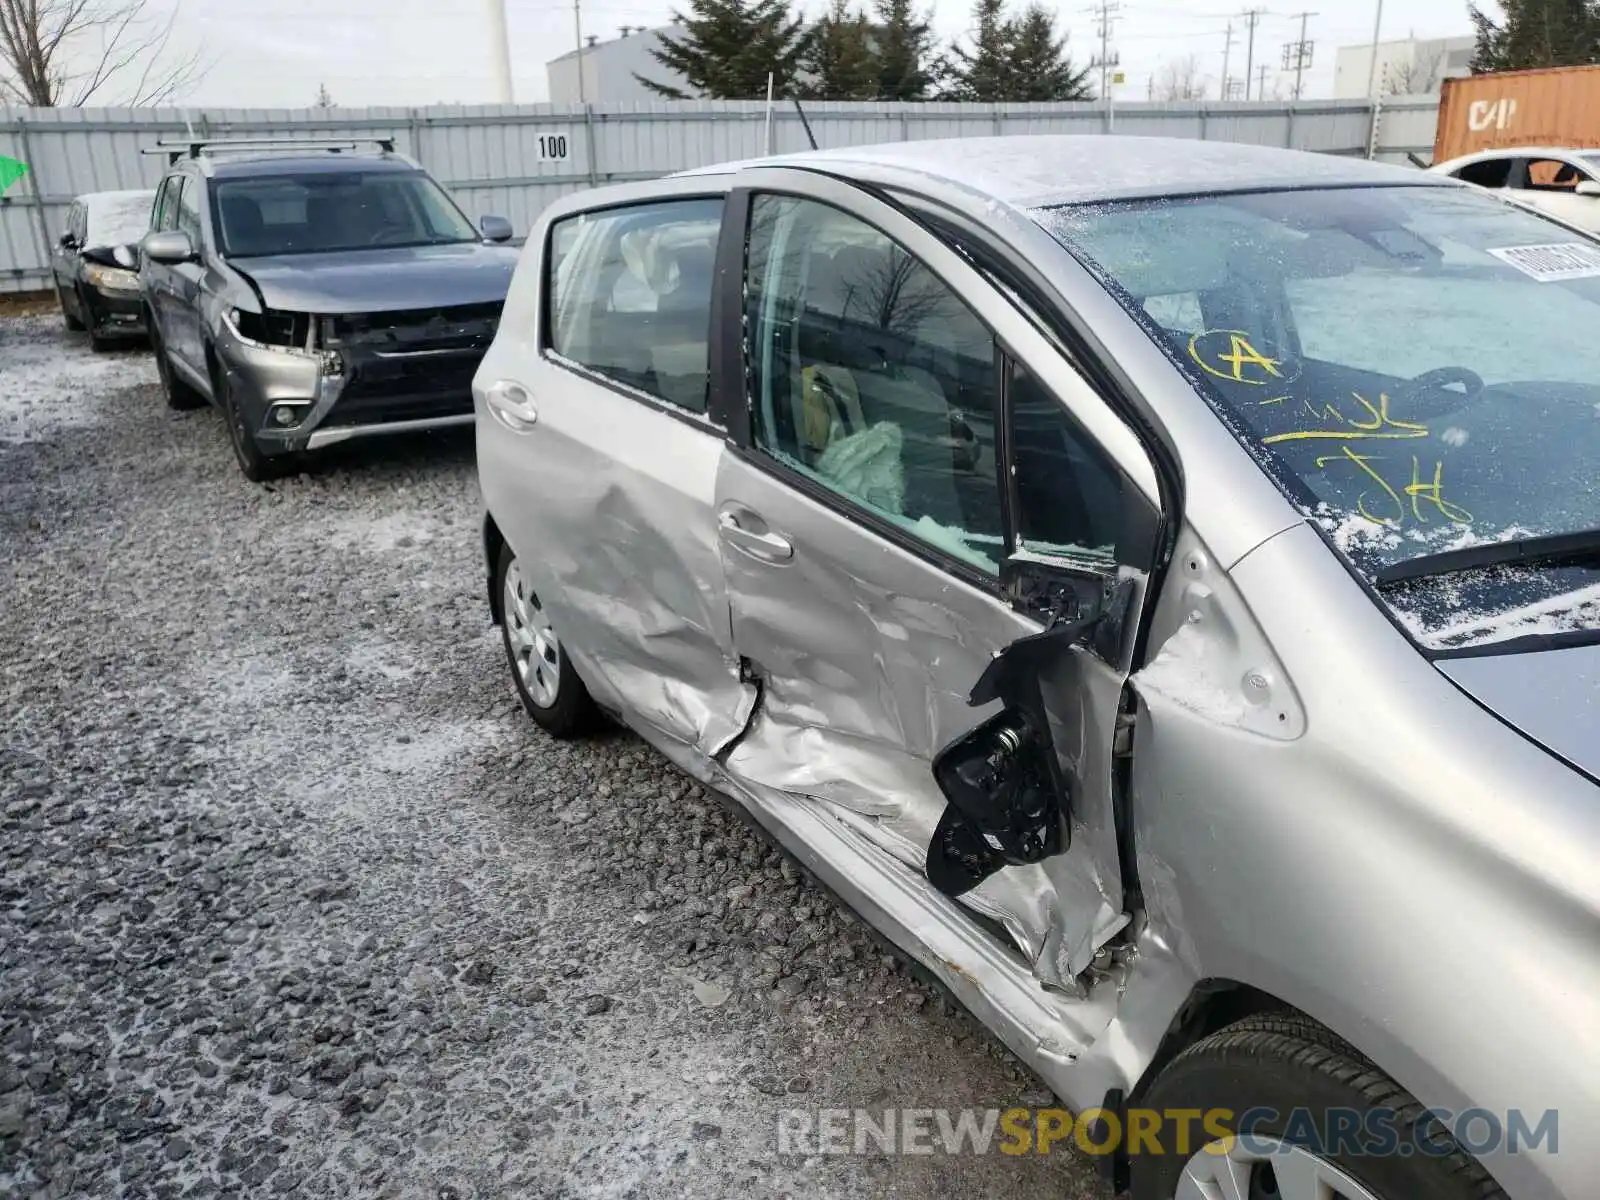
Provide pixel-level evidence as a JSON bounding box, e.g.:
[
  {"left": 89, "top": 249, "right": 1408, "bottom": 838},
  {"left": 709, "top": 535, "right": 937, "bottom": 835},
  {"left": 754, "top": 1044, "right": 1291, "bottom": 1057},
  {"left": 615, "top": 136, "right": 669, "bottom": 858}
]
[
  {"left": 141, "top": 229, "right": 196, "bottom": 264},
  {"left": 59, "top": 232, "right": 76, "bottom": 249},
  {"left": 1576, "top": 181, "right": 1600, "bottom": 198},
  {"left": 479, "top": 214, "right": 514, "bottom": 243}
]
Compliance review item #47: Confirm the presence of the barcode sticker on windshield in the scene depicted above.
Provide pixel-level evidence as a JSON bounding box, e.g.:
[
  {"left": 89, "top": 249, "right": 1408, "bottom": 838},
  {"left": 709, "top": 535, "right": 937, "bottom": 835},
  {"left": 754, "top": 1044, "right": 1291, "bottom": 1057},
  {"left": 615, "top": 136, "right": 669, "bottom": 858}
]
[{"left": 1486, "top": 242, "right": 1600, "bottom": 281}]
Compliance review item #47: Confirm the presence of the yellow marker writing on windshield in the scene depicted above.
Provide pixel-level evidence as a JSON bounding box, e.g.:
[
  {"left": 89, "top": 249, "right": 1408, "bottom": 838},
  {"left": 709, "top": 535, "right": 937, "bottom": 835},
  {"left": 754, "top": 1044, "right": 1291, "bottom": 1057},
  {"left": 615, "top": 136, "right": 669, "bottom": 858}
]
[
  {"left": 1264, "top": 392, "right": 1431, "bottom": 444},
  {"left": 1315, "top": 446, "right": 1406, "bottom": 525},
  {"left": 1406, "top": 458, "right": 1473, "bottom": 524}
]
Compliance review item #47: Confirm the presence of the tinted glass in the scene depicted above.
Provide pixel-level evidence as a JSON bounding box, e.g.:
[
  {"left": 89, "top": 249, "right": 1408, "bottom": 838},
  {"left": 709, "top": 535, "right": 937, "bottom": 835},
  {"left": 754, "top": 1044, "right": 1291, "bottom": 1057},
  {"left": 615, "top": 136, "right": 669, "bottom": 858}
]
[
  {"left": 547, "top": 198, "right": 722, "bottom": 415},
  {"left": 176, "top": 177, "right": 202, "bottom": 244},
  {"left": 213, "top": 171, "right": 477, "bottom": 256},
  {"left": 1454, "top": 158, "right": 1510, "bottom": 188},
  {"left": 1039, "top": 185, "right": 1600, "bottom": 647},
  {"left": 746, "top": 195, "right": 1003, "bottom": 575},
  {"left": 1010, "top": 363, "right": 1122, "bottom": 568}
]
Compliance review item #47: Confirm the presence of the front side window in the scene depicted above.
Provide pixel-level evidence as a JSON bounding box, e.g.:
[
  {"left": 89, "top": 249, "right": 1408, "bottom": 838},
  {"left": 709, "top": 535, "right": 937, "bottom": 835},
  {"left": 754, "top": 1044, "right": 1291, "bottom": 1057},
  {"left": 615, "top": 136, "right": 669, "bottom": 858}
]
[
  {"left": 212, "top": 170, "right": 478, "bottom": 257},
  {"left": 154, "top": 177, "right": 182, "bottom": 232},
  {"left": 1038, "top": 185, "right": 1600, "bottom": 648},
  {"left": 547, "top": 198, "right": 723, "bottom": 415},
  {"left": 1454, "top": 158, "right": 1510, "bottom": 189},
  {"left": 176, "top": 177, "right": 202, "bottom": 245},
  {"left": 745, "top": 195, "right": 1004, "bottom": 575},
  {"left": 1009, "top": 362, "right": 1123, "bottom": 568}
]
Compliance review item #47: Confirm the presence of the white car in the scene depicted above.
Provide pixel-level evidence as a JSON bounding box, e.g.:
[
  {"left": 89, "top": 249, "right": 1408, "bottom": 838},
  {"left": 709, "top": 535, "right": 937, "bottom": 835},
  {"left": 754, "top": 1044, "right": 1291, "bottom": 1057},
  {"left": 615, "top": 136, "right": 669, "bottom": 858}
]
[{"left": 1431, "top": 145, "right": 1600, "bottom": 231}]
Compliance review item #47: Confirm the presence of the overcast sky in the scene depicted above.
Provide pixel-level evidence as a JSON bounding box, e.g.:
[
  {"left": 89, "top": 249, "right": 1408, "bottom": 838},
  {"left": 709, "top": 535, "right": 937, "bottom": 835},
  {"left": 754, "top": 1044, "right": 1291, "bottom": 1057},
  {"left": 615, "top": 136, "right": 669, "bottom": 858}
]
[{"left": 146, "top": 0, "right": 1484, "bottom": 109}]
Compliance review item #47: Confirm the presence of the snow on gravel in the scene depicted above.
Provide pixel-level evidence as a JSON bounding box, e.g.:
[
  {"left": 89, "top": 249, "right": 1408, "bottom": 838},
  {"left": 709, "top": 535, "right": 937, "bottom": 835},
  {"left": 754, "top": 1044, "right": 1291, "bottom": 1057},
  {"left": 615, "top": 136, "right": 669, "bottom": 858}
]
[
  {"left": 0, "top": 316, "right": 1105, "bottom": 1199},
  {"left": 0, "top": 317, "right": 157, "bottom": 443}
]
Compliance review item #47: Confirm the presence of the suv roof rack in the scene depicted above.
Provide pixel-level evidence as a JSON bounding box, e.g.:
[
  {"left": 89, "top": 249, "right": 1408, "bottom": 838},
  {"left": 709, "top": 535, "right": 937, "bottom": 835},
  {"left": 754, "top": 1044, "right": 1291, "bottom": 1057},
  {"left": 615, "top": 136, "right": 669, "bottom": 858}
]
[{"left": 141, "top": 137, "right": 397, "bottom": 166}]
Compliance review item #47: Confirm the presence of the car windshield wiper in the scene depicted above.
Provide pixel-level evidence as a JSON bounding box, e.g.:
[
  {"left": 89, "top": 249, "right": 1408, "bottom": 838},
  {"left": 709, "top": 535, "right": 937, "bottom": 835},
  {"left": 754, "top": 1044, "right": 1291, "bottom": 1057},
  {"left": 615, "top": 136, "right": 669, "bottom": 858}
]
[{"left": 1374, "top": 528, "right": 1600, "bottom": 587}]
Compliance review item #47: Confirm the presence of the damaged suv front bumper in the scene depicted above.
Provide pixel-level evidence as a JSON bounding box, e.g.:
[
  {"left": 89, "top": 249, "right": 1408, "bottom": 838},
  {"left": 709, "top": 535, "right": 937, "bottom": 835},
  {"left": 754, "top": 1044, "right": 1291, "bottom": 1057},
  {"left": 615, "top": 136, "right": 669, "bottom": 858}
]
[{"left": 219, "top": 305, "right": 494, "bottom": 456}]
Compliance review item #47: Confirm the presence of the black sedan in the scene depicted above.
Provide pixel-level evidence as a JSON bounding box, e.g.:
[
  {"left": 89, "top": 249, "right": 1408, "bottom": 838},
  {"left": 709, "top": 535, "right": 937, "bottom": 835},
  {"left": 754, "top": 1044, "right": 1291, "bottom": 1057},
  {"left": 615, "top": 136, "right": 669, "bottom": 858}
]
[{"left": 53, "top": 189, "right": 154, "bottom": 350}]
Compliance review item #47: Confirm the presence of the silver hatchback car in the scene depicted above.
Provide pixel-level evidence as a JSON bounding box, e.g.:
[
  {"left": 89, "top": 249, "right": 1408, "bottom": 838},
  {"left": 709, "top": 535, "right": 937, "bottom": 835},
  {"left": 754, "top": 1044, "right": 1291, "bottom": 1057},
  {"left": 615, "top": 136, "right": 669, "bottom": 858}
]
[{"left": 476, "top": 136, "right": 1600, "bottom": 1200}]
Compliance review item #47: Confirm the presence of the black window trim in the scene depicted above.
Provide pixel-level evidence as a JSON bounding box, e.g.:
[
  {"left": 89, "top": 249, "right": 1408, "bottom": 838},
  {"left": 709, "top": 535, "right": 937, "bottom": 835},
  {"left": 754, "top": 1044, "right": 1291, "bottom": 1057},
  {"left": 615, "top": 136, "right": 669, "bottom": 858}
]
[{"left": 536, "top": 190, "right": 731, "bottom": 437}]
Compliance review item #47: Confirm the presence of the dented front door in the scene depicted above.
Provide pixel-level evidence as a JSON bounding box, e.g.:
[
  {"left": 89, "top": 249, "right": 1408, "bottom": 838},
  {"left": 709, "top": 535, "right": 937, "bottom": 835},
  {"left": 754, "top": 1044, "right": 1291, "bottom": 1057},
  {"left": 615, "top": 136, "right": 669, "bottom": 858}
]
[{"left": 712, "top": 171, "right": 1159, "bottom": 988}]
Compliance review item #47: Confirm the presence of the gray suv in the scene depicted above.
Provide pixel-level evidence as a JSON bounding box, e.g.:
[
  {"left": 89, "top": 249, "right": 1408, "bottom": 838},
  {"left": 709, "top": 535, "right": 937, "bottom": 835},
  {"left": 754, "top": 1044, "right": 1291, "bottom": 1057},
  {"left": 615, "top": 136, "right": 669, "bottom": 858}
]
[{"left": 139, "top": 138, "right": 518, "bottom": 480}]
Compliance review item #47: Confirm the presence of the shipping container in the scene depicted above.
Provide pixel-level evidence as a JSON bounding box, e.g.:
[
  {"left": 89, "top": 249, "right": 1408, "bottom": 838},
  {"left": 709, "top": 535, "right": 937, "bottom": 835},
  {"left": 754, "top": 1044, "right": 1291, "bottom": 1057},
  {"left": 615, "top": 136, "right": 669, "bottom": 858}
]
[{"left": 1435, "top": 64, "right": 1600, "bottom": 162}]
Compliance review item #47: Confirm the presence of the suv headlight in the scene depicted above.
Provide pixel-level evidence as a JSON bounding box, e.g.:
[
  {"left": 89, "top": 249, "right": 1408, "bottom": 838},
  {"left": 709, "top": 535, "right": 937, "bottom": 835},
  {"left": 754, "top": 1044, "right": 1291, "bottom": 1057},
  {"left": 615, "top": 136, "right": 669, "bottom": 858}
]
[{"left": 84, "top": 262, "right": 141, "bottom": 294}]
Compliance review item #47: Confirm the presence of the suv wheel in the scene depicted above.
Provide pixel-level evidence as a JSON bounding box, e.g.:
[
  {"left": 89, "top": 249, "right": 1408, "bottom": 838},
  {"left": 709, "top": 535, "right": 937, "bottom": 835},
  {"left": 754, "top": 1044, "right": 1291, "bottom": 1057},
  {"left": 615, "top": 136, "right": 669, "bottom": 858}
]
[
  {"left": 151, "top": 322, "right": 206, "bottom": 411},
  {"left": 213, "top": 358, "right": 295, "bottom": 483},
  {"left": 496, "top": 542, "right": 597, "bottom": 737},
  {"left": 1131, "top": 1013, "right": 1504, "bottom": 1200}
]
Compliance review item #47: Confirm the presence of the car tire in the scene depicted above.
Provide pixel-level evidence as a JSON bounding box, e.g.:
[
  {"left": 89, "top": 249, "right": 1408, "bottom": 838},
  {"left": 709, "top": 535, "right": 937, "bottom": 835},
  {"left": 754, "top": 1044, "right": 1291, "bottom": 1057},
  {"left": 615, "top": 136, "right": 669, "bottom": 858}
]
[
  {"left": 496, "top": 541, "right": 598, "bottom": 738},
  {"left": 1130, "top": 1012, "right": 1504, "bottom": 1200},
  {"left": 60, "top": 289, "right": 85, "bottom": 332},
  {"left": 212, "top": 358, "right": 296, "bottom": 483},
  {"left": 151, "top": 323, "right": 206, "bottom": 412}
]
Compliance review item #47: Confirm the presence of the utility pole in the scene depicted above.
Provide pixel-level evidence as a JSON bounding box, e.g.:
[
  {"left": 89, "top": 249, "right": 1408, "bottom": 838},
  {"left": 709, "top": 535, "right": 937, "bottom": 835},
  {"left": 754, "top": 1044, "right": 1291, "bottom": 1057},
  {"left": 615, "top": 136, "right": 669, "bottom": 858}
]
[
  {"left": 1086, "top": 1, "right": 1121, "bottom": 130},
  {"left": 1282, "top": 11, "right": 1316, "bottom": 100},
  {"left": 1241, "top": 7, "right": 1266, "bottom": 100},
  {"left": 573, "top": 0, "right": 589, "bottom": 103},
  {"left": 487, "top": 0, "right": 514, "bottom": 103},
  {"left": 1256, "top": 63, "right": 1270, "bottom": 99},
  {"left": 1220, "top": 19, "right": 1235, "bottom": 101},
  {"left": 1364, "top": 0, "right": 1385, "bottom": 98}
]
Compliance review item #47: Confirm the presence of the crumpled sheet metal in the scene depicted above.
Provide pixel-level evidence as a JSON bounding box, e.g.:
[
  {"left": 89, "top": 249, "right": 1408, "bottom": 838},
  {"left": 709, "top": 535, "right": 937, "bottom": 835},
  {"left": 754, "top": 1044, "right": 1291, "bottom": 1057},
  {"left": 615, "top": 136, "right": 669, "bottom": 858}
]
[
  {"left": 522, "top": 409, "right": 756, "bottom": 759},
  {"left": 717, "top": 516, "right": 1128, "bottom": 989}
]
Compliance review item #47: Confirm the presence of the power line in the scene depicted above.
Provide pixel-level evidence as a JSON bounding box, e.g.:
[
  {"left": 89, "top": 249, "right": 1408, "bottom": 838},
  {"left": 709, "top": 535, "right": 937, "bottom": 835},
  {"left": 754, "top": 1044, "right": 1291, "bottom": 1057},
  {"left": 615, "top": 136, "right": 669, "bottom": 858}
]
[
  {"left": 1281, "top": 10, "right": 1316, "bottom": 100},
  {"left": 1085, "top": 0, "right": 1122, "bottom": 123},
  {"left": 1240, "top": 7, "right": 1266, "bottom": 100}
]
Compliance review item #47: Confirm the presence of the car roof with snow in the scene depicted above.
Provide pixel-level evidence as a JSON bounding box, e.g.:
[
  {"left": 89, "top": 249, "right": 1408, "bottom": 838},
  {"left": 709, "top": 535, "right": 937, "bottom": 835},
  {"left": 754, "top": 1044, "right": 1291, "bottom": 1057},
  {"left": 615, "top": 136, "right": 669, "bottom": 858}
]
[{"left": 677, "top": 134, "right": 1445, "bottom": 208}]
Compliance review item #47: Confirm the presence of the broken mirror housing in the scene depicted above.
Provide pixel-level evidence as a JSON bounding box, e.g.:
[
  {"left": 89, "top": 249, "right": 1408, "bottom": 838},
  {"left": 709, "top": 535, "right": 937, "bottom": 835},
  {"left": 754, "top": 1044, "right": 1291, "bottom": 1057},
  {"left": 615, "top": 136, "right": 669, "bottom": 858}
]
[{"left": 927, "top": 609, "right": 1102, "bottom": 897}]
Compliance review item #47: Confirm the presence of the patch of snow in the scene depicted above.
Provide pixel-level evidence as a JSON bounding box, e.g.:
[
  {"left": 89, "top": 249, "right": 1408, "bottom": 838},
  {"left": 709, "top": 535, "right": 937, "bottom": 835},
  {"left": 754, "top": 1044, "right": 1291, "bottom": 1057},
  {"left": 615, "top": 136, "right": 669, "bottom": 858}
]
[
  {"left": 1399, "top": 581, "right": 1600, "bottom": 650},
  {"left": 318, "top": 509, "right": 441, "bottom": 553},
  {"left": 1132, "top": 620, "right": 1251, "bottom": 726},
  {"left": 1318, "top": 510, "right": 1403, "bottom": 556},
  {"left": 0, "top": 318, "right": 157, "bottom": 443},
  {"left": 1440, "top": 426, "right": 1470, "bottom": 447}
]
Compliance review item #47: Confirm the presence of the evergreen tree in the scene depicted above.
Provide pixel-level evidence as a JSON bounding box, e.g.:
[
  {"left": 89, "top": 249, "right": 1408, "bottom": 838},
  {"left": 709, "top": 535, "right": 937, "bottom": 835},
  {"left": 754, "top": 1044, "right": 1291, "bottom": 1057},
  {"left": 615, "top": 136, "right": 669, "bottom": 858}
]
[
  {"left": 942, "top": 0, "right": 1091, "bottom": 101},
  {"left": 1007, "top": 5, "right": 1092, "bottom": 100},
  {"left": 873, "top": 0, "right": 938, "bottom": 100},
  {"left": 942, "top": 0, "right": 1012, "bottom": 101},
  {"left": 1470, "top": 0, "right": 1600, "bottom": 72},
  {"left": 637, "top": 0, "right": 810, "bottom": 99},
  {"left": 800, "top": 0, "right": 879, "bottom": 99}
]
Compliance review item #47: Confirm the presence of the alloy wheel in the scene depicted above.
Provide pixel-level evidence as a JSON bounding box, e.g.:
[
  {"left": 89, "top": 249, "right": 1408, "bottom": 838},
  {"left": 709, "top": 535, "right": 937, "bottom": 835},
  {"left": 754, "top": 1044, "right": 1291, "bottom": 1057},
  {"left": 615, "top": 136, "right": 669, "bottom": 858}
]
[
  {"left": 1175, "top": 1136, "right": 1383, "bottom": 1200},
  {"left": 503, "top": 560, "right": 560, "bottom": 708}
]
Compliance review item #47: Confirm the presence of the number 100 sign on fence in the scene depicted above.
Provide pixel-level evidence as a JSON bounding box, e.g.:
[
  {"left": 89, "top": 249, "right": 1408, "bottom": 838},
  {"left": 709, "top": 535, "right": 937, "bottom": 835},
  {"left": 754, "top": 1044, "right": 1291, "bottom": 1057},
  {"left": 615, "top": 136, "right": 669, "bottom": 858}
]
[{"left": 536, "top": 134, "right": 570, "bottom": 162}]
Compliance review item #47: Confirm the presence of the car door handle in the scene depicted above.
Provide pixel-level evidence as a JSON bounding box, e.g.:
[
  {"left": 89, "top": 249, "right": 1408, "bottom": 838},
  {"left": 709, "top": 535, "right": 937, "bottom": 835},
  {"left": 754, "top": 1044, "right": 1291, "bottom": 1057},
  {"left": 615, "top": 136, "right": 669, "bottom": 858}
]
[
  {"left": 718, "top": 510, "right": 793, "bottom": 562},
  {"left": 484, "top": 379, "right": 538, "bottom": 432}
]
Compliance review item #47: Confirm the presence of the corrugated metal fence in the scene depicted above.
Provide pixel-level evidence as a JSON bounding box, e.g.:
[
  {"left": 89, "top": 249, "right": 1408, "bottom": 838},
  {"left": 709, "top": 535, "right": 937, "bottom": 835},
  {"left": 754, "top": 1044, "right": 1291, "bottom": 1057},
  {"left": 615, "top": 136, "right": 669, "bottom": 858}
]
[{"left": 0, "top": 95, "right": 1442, "bottom": 294}]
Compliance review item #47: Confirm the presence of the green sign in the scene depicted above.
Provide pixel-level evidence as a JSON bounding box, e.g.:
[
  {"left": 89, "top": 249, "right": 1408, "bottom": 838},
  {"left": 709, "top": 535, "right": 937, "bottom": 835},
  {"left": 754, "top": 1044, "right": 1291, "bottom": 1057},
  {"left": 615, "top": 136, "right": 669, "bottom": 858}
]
[{"left": 0, "top": 154, "right": 28, "bottom": 193}]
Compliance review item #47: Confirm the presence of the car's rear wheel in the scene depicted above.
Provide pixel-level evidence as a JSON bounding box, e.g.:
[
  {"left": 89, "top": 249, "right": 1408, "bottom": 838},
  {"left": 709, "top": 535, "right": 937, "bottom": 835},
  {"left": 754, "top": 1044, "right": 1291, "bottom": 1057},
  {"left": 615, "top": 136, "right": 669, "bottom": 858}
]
[
  {"left": 213, "top": 357, "right": 295, "bottom": 483},
  {"left": 497, "top": 542, "right": 597, "bottom": 737},
  {"left": 1131, "top": 1013, "right": 1503, "bottom": 1200},
  {"left": 151, "top": 322, "right": 206, "bottom": 411}
]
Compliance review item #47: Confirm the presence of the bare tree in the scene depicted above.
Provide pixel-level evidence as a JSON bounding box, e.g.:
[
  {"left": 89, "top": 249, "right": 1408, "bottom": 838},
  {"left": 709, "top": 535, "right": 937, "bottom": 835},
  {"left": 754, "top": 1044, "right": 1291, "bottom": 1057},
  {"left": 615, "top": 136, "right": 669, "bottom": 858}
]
[
  {"left": 314, "top": 82, "right": 334, "bottom": 109},
  {"left": 1383, "top": 45, "right": 1446, "bottom": 95},
  {"left": 1152, "top": 53, "right": 1206, "bottom": 101},
  {"left": 0, "top": 0, "right": 207, "bottom": 107}
]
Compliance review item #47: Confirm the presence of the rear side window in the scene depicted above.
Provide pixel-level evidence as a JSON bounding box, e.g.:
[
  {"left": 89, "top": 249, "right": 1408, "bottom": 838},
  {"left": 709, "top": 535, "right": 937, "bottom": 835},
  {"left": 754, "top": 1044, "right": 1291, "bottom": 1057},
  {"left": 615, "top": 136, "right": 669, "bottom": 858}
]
[
  {"left": 546, "top": 198, "right": 724, "bottom": 416},
  {"left": 1453, "top": 158, "right": 1511, "bottom": 188}
]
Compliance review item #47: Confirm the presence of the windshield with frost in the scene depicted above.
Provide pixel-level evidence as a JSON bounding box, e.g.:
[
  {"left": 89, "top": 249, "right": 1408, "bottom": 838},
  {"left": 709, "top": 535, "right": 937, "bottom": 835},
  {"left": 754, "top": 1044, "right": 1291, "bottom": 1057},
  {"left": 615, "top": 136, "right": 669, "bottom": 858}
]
[{"left": 1033, "top": 185, "right": 1600, "bottom": 651}]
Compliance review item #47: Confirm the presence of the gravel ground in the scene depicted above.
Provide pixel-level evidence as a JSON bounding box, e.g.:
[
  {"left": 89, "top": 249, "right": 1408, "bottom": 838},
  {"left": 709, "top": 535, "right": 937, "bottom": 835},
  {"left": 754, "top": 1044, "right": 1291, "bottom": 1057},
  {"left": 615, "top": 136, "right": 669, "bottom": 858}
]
[{"left": 0, "top": 314, "right": 1112, "bottom": 1199}]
